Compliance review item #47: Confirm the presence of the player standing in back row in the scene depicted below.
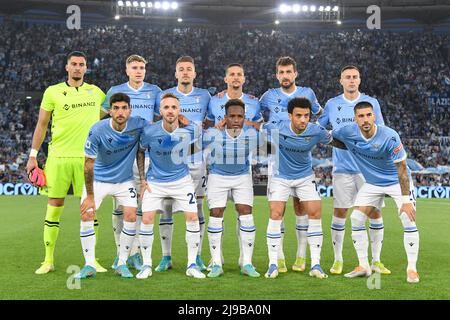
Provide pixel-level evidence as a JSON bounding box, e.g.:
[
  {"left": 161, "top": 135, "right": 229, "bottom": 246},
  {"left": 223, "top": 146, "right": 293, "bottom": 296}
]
[
  {"left": 27, "top": 51, "right": 106, "bottom": 274},
  {"left": 101, "top": 54, "right": 162, "bottom": 271}
]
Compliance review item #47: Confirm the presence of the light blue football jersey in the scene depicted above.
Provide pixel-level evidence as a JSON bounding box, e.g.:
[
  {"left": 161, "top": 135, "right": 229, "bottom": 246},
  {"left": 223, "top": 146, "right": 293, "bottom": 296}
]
[
  {"left": 203, "top": 125, "right": 263, "bottom": 176},
  {"left": 263, "top": 121, "right": 332, "bottom": 180},
  {"left": 206, "top": 93, "right": 263, "bottom": 125},
  {"left": 140, "top": 121, "right": 200, "bottom": 183},
  {"left": 85, "top": 117, "right": 148, "bottom": 183},
  {"left": 318, "top": 93, "right": 384, "bottom": 174},
  {"left": 102, "top": 82, "right": 162, "bottom": 122},
  {"left": 259, "top": 86, "right": 321, "bottom": 124},
  {"left": 157, "top": 86, "right": 211, "bottom": 163},
  {"left": 332, "top": 123, "right": 408, "bottom": 187}
]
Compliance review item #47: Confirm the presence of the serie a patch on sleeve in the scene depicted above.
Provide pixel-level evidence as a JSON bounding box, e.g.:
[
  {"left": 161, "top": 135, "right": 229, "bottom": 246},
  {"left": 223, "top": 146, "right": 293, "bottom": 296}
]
[{"left": 393, "top": 143, "right": 404, "bottom": 154}]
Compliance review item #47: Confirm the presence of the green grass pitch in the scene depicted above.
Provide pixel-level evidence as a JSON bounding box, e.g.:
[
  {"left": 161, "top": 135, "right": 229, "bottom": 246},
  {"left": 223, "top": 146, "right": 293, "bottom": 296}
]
[{"left": 1, "top": 195, "right": 449, "bottom": 300}]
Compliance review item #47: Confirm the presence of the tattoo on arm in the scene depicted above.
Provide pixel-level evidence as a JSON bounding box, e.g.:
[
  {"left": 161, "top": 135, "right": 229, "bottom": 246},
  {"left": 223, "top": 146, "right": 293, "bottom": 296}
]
[
  {"left": 331, "top": 138, "right": 347, "bottom": 150},
  {"left": 137, "top": 149, "right": 146, "bottom": 180},
  {"left": 395, "top": 160, "right": 410, "bottom": 196},
  {"left": 84, "top": 158, "right": 95, "bottom": 195}
]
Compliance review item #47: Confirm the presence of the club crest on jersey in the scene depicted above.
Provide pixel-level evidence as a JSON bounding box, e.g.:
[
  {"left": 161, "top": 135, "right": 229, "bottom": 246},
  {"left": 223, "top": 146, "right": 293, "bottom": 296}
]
[
  {"left": 146, "top": 93, "right": 152, "bottom": 98},
  {"left": 338, "top": 106, "right": 342, "bottom": 111},
  {"left": 62, "top": 91, "right": 67, "bottom": 96},
  {"left": 304, "top": 137, "right": 312, "bottom": 142},
  {"left": 158, "top": 138, "right": 163, "bottom": 144},
  {"left": 86, "top": 89, "right": 93, "bottom": 95},
  {"left": 372, "top": 143, "right": 381, "bottom": 149},
  {"left": 107, "top": 137, "right": 113, "bottom": 144},
  {"left": 195, "top": 96, "right": 201, "bottom": 103},
  {"left": 277, "top": 99, "right": 282, "bottom": 104}
]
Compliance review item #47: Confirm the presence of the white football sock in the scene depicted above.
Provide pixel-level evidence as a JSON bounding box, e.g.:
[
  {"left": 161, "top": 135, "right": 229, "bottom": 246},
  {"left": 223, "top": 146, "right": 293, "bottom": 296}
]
[
  {"left": 129, "top": 208, "right": 141, "bottom": 256},
  {"left": 296, "top": 215, "right": 308, "bottom": 259},
  {"left": 239, "top": 214, "right": 256, "bottom": 266},
  {"left": 350, "top": 210, "right": 369, "bottom": 269},
  {"left": 80, "top": 220, "right": 96, "bottom": 268},
  {"left": 139, "top": 223, "right": 154, "bottom": 267},
  {"left": 369, "top": 217, "right": 384, "bottom": 263},
  {"left": 112, "top": 208, "right": 123, "bottom": 254},
  {"left": 277, "top": 220, "right": 286, "bottom": 260},
  {"left": 159, "top": 201, "right": 174, "bottom": 257},
  {"left": 207, "top": 216, "right": 224, "bottom": 266},
  {"left": 186, "top": 220, "right": 200, "bottom": 267},
  {"left": 197, "top": 201, "right": 205, "bottom": 256},
  {"left": 266, "top": 219, "right": 282, "bottom": 266},
  {"left": 399, "top": 212, "right": 419, "bottom": 271},
  {"left": 331, "top": 216, "right": 346, "bottom": 262},
  {"left": 118, "top": 221, "right": 136, "bottom": 266},
  {"left": 307, "top": 218, "right": 323, "bottom": 267}
]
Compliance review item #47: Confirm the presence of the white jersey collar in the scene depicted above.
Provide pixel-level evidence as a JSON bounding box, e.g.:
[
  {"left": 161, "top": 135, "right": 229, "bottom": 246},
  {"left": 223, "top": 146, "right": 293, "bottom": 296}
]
[
  {"left": 359, "top": 124, "right": 378, "bottom": 142},
  {"left": 127, "top": 82, "right": 145, "bottom": 92},
  {"left": 342, "top": 92, "right": 361, "bottom": 104},
  {"left": 109, "top": 118, "right": 128, "bottom": 133}
]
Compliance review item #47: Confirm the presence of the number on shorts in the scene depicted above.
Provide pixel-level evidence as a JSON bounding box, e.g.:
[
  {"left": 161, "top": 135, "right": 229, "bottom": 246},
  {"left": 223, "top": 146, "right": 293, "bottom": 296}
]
[
  {"left": 187, "top": 192, "right": 196, "bottom": 204},
  {"left": 129, "top": 188, "right": 137, "bottom": 198},
  {"left": 201, "top": 176, "right": 207, "bottom": 188}
]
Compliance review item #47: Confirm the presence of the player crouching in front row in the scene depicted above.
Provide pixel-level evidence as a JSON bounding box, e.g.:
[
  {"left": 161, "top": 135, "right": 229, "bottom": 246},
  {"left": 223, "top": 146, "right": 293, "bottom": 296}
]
[
  {"left": 75, "top": 93, "right": 148, "bottom": 279},
  {"left": 137, "top": 93, "right": 205, "bottom": 279},
  {"left": 203, "top": 99, "right": 262, "bottom": 278},
  {"left": 333, "top": 101, "right": 420, "bottom": 283},
  {"left": 247, "top": 97, "right": 347, "bottom": 279}
]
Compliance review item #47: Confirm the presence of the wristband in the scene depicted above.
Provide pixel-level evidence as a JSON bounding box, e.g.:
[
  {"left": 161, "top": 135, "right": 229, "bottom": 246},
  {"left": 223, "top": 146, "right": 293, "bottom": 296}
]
[
  {"left": 29, "top": 149, "right": 38, "bottom": 158},
  {"left": 402, "top": 195, "right": 412, "bottom": 204}
]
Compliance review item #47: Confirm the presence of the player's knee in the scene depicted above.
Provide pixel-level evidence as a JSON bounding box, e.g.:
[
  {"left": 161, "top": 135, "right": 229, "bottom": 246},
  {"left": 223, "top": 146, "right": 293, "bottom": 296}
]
[
  {"left": 368, "top": 207, "right": 382, "bottom": 219},
  {"left": 334, "top": 208, "right": 348, "bottom": 218},
  {"left": 308, "top": 210, "right": 321, "bottom": 220},
  {"left": 185, "top": 212, "right": 199, "bottom": 222},
  {"left": 141, "top": 214, "right": 154, "bottom": 225},
  {"left": 210, "top": 208, "right": 224, "bottom": 218},
  {"left": 270, "top": 210, "right": 283, "bottom": 220},
  {"left": 350, "top": 209, "right": 367, "bottom": 226},
  {"left": 123, "top": 207, "right": 137, "bottom": 222},
  {"left": 48, "top": 198, "right": 65, "bottom": 207},
  {"left": 236, "top": 204, "right": 252, "bottom": 215}
]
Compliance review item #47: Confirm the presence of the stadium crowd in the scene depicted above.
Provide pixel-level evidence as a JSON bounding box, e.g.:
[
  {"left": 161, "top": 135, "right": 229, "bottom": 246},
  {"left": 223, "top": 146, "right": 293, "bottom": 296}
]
[{"left": 0, "top": 20, "right": 448, "bottom": 186}]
